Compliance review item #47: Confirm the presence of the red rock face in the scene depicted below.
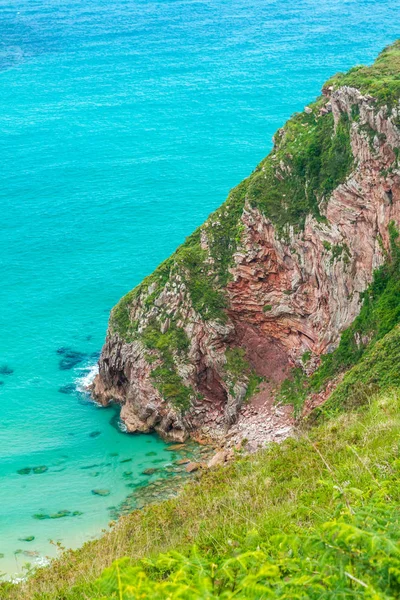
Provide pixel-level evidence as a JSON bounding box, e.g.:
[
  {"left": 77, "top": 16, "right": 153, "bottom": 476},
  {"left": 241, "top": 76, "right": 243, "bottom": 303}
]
[{"left": 93, "top": 86, "right": 400, "bottom": 445}]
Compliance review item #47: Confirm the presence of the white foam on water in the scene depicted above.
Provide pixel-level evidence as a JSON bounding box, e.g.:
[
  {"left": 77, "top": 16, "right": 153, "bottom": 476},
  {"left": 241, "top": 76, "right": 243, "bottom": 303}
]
[{"left": 75, "top": 363, "right": 99, "bottom": 393}]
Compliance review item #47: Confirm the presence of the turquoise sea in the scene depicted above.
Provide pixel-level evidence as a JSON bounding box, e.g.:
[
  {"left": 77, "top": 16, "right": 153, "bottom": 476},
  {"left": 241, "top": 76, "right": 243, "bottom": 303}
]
[{"left": 0, "top": 0, "right": 398, "bottom": 578}]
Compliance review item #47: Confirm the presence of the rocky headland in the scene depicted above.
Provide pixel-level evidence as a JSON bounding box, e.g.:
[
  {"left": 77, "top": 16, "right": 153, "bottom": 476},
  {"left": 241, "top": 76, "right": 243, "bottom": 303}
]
[{"left": 92, "top": 42, "right": 400, "bottom": 449}]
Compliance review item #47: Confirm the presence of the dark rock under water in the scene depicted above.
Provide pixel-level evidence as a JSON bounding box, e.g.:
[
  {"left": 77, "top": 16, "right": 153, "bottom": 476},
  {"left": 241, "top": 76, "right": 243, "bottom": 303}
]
[
  {"left": 0, "top": 365, "right": 13, "bottom": 375},
  {"left": 57, "top": 348, "right": 86, "bottom": 370}
]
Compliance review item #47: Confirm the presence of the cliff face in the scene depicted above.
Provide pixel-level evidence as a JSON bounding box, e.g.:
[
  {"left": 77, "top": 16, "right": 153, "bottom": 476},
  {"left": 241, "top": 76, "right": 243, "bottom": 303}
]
[{"left": 93, "top": 43, "right": 400, "bottom": 444}]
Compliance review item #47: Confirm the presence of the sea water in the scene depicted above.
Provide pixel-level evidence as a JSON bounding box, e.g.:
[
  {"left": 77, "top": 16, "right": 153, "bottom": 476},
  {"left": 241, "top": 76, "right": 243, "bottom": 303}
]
[{"left": 0, "top": 0, "right": 398, "bottom": 578}]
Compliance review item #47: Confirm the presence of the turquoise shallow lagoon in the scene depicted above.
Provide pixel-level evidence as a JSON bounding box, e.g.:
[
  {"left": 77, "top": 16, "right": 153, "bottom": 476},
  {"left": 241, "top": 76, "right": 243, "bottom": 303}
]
[{"left": 0, "top": 0, "right": 398, "bottom": 578}]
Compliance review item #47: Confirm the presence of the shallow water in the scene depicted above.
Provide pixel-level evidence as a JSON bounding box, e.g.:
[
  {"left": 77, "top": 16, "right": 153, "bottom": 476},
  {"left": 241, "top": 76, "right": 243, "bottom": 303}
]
[{"left": 0, "top": 0, "right": 398, "bottom": 578}]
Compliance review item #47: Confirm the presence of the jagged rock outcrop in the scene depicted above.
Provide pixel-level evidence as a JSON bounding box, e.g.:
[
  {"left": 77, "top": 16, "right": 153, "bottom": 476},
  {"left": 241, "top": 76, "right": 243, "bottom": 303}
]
[{"left": 93, "top": 43, "right": 400, "bottom": 443}]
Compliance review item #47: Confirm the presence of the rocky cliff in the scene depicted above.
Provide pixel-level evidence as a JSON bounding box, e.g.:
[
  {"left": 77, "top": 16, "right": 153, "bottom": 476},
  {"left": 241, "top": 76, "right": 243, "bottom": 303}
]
[{"left": 93, "top": 42, "right": 400, "bottom": 444}]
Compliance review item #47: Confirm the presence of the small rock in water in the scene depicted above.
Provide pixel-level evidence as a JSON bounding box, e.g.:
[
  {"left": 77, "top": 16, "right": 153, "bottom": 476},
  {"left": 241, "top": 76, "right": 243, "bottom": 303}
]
[
  {"left": 91, "top": 489, "right": 110, "bottom": 497},
  {"left": 0, "top": 365, "right": 13, "bottom": 376},
  {"left": 89, "top": 431, "right": 101, "bottom": 438},
  {"left": 58, "top": 384, "right": 76, "bottom": 395},
  {"left": 19, "top": 536, "right": 35, "bottom": 542},
  {"left": 120, "top": 458, "right": 132, "bottom": 463},
  {"left": 109, "top": 452, "right": 119, "bottom": 457},
  {"left": 33, "top": 510, "right": 72, "bottom": 520},
  {"left": 51, "top": 510, "right": 71, "bottom": 519},
  {"left": 142, "top": 468, "right": 157, "bottom": 476},
  {"left": 123, "top": 471, "right": 133, "bottom": 477},
  {"left": 0, "top": 553, "right": 4, "bottom": 559},
  {"left": 175, "top": 458, "right": 190, "bottom": 465},
  {"left": 166, "top": 444, "right": 185, "bottom": 451},
  {"left": 33, "top": 466, "right": 48, "bottom": 474},
  {"left": 17, "top": 467, "right": 32, "bottom": 475},
  {"left": 146, "top": 451, "right": 157, "bottom": 456},
  {"left": 57, "top": 347, "right": 86, "bottom": 370}
]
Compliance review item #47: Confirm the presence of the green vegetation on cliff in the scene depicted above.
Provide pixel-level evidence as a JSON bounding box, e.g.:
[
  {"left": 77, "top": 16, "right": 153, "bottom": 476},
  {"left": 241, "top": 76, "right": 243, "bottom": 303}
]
[
  {"left": 326, "top": 39, "right": 400, "bottom": 107},
  {"left": 142, "top": 322, "right": 193, "bottom": 412},
  {"left": 224, "top": 347, "right": 263, "bottom": 401},
  {"left": 247, "top": 111, "right": 353, "bottom": 233},
  {"left": 279, "top": 223, "right": 400, "bottom": 415}
]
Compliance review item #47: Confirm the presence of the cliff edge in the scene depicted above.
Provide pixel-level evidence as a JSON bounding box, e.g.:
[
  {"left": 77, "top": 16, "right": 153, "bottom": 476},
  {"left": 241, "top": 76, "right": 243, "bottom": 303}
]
[{"left": 93, "top": 42, "right": 400, "bottom": 444}]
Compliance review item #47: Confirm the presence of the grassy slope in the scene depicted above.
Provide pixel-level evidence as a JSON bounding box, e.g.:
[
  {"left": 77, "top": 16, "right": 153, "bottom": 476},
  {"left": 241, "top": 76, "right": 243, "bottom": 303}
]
[{"left": 4, "top": 362, "right": 400, "bottom": 598}]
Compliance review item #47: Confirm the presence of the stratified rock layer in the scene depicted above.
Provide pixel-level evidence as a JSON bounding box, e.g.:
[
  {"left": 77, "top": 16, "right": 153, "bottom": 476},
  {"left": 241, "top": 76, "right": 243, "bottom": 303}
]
[{"left": 93, "top": 47, "right": 400, "bottom": 445}]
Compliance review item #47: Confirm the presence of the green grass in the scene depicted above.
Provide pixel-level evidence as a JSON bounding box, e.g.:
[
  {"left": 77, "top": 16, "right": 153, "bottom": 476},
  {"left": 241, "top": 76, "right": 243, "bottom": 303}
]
[
  {"left": 4, "top": 385, "right": 400, "bottom": 599},
  {"left": 326, "top": 40, "right": 400, "bottom": 107},
  {"left": 247, "top": 111, "right": 353, "bottom": 234}
]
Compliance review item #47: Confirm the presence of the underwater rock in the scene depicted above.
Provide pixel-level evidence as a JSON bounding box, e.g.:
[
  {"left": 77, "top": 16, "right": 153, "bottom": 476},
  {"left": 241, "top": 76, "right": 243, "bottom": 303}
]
[
  {"left": 57, "top": 347, "right": 86, "bottom": 370},
  {"left": 89, "top": 471, "right": 100, "bottom": 477},
  {"left": 109, "top": 452, "right": 119, "bottom": 457},
  {"left": 19, "top": 536, "right": 35, "bottom": 542},
  {"left": 145, "top": 451, "right": 157, "bottom": 456},
  {"left": 33, "top": 510, "right": 81, "bottom": 520},
  {"left": 58, "top": 383, "right": 76, "bottom": 395},
  {"left": 0, "top": 381, "right": 4, "bottom": 386},
  {"left": 142, "top": 468, "right": 157, "bottom": 476},
  {"left": 17, "top": 467, "right": 32, "bottom": 475},
  {"left": 33, "top": 466, "right": 48, "bottom": 474},
  {"left": 120, "top": 458, "right": 132, "bottom": 463},
  {"left": 166, "top": 444, "right": 185, "bottom": 451},
  {"left": 123, "top": 471, "right": 133, "bottom": 477},
  {"left": 0, "top": 365, "right": 13, "bottom": 375},
  {"left": 89, "top": 431, "right": 101, "bottom": 438},
  {"left": 23, "top": 550, "right": 39, "bottom": 557},
  {"left": 91, "top": 489, "right": 110, "bottom": 497}
]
